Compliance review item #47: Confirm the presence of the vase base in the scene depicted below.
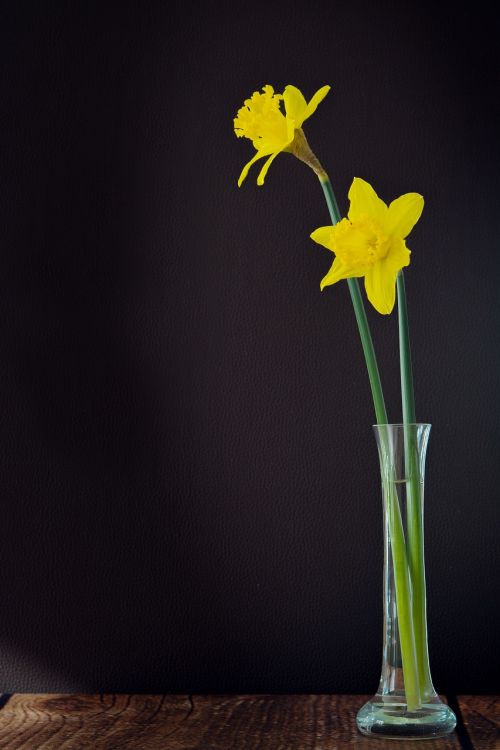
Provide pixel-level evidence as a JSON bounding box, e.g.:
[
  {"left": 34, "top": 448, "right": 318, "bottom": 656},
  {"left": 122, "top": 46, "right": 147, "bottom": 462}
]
[{"left": 356, "top": 696, "right": 456, "bottom": 740}]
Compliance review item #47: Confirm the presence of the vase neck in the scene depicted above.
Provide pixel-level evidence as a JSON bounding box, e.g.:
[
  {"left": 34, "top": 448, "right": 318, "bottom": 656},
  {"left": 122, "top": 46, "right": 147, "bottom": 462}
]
[{"left": 375, "top": 424, "right": 436, "bottom": 704}]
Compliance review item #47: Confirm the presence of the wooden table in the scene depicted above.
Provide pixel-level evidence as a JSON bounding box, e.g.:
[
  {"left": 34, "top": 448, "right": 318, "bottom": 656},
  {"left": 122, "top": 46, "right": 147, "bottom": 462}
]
[{"left": 0, "top": 694, "right": 497, "bottom": 749}]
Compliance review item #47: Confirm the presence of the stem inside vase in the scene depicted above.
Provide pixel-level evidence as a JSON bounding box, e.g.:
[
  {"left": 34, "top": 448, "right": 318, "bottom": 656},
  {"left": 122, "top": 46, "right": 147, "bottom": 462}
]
[{"left": 356, "top": 423, "right": 456, "bottom": 739}]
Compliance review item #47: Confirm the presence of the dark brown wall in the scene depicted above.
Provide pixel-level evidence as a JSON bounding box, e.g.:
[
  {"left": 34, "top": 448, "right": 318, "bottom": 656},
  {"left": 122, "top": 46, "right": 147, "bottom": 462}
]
[{"left": 0, "top": 0, "right": 498, "bottom": 693}]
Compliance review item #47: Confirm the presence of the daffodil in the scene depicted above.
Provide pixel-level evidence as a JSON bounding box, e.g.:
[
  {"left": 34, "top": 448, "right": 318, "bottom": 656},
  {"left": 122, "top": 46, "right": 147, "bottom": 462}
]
[
  {"left": 310, "top": 178, "right": 424, "bottom": 314},
  {"left": 234, "top": 84, "right": 330, "bottom": 187}
]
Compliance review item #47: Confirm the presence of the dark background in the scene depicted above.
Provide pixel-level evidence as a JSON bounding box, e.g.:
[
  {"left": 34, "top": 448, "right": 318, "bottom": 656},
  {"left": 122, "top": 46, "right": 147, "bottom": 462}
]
[{"left": 0, "top": 0, "right": 498, "bottom": 693}]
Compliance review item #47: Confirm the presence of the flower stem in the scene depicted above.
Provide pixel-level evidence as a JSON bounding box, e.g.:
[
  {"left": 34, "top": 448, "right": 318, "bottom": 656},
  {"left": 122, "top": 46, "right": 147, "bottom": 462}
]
[
  {"left": 318, "top": 177, "right": 421, "bottom": 710},
  {"left": 383, "top": 475, "right": 422, "bottom": 711},
  {"left": 396, "top": 272, "right": 416, "bottom": 424},
  {"left": 319, "top": 177, "right": 387, "bottom": 425},
  {"left": 397, "top": 272, "right": 433, "bottom": 700}
]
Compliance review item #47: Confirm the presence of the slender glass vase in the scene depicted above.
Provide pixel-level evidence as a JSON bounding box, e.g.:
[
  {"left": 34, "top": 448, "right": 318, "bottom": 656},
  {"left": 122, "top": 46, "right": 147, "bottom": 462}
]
[{"left": 357, "top": 424, "right": 456, "bottom": 739}]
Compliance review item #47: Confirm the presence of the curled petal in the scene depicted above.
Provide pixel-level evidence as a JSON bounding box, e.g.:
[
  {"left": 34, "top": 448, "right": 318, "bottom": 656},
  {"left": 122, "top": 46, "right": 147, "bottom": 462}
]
[
  {"left": 256, "top": 151, "right": 282, "bottom": 186},
  {"left": 237, "top": 150, "right": 271, "bottom": 187},
  {"left": 386, "top": 237, "right": 411, "bottom": 273},
  {"left": 310, "top": 225, "right": 335, "bottom": 250},
  {"left": 364, "top": 260, "right": 398, "bottom": 314},
  {"left": 283, "top": 85, "right": 308, "bottom": 128},
  {"left": 286, "top": 116, "right": 296, "bottom": 145},
  {"left": 321, "top": 257, "right": 366, "bottom": 290},
  {"left": 348, "top": 177, "right": 388, "bottom": 224},
  {"left": 387, "top": 193, "right": 424, "bottom": 239},
  {"left": 303, "top": 85, "right": 331, "bottom": 123}
]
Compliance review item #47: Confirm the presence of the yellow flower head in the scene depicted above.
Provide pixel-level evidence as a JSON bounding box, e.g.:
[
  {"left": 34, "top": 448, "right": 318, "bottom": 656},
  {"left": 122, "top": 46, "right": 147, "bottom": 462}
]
[
  {"left": 310, "top": 178, "right": 424, "bottom": 315},
  {"left": 234, "top": 84, "right": 330, "bottom": 187}
]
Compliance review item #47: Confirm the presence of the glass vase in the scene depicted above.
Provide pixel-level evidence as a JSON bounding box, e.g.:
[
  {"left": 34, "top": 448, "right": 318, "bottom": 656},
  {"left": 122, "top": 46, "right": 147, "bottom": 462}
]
[{"left": 356, "top": 424, "right": 456, "bottom": 739}]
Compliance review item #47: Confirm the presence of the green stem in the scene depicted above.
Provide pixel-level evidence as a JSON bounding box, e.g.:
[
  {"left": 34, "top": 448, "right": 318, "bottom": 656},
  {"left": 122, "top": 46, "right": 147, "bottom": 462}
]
[
  {"left": 318, "top": 177, "right": 421, "bottom": 710},
  {"left": 396, "top": 272, "right": 416, "bottom": 425},
  {"left": 383, "top": 473, "right": 422, "bottom": 711},
  {"left": 319, "top": 177, "right": 387, "bottom": 425},
  {"left": 397, "top": 272, "right": 433, "bottom": 700}
]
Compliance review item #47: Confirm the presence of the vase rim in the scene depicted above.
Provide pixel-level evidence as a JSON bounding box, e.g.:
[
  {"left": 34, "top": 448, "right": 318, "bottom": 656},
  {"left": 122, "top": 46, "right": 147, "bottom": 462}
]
[{"left": 372, "top": 422, "right": 431, "bottom": 428}]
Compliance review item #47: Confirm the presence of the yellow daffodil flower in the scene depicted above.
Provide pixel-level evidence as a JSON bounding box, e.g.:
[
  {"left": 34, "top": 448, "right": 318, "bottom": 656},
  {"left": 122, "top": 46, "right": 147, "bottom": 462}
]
[
  {"left": 310, "top": 178, "right": 424, "bottom": 314},
  {"left": 234, "top": 84, "right": 330, "bottom": 187}
]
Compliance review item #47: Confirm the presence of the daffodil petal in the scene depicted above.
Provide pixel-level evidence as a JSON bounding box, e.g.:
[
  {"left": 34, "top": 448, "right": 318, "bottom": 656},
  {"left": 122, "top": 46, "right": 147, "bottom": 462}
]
[
  {"left": 286, "top": 116, "right": 296, "bottom": 144},
  {"left": 303, "top": 85, "right": 331, "bottom": 123},
  {"left": 256, "top": 151, "right": 282, "bottom": 186},
  {"left": 364, "top": 260, "right": 398, "bottom": 314},
  {"left": 348, "top": 177, "right": 388, "bottom": 224},
  {"left": 386, "top": 237, "right": 411, "bottom": 273},
  {"left": 283, "top": 85, "right": 308, "bottom": 128},
  {"left": 320, "top": 257, "right": 366, "bottom": 290},
  {"left": 310, "top": 225, "right": 335, "bottom": 250},
  {"left": 387, "top": 193, "right": 424, "bottom": 239},
  {"left": 237, "top": 150, "right": 270, "bottom": 187}
]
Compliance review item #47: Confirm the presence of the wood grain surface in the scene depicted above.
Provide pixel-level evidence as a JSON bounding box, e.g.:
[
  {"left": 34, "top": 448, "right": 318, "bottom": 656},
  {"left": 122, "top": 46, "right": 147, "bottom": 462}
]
[
  {"left": 0, "top": 693, "right": 492, "bottom": 749},
  {"left": 0, "top": 694, "right": 191, "bottom": 750},
  {"left": 458, "top": 696, "right": 500, "bottom": 750}
]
